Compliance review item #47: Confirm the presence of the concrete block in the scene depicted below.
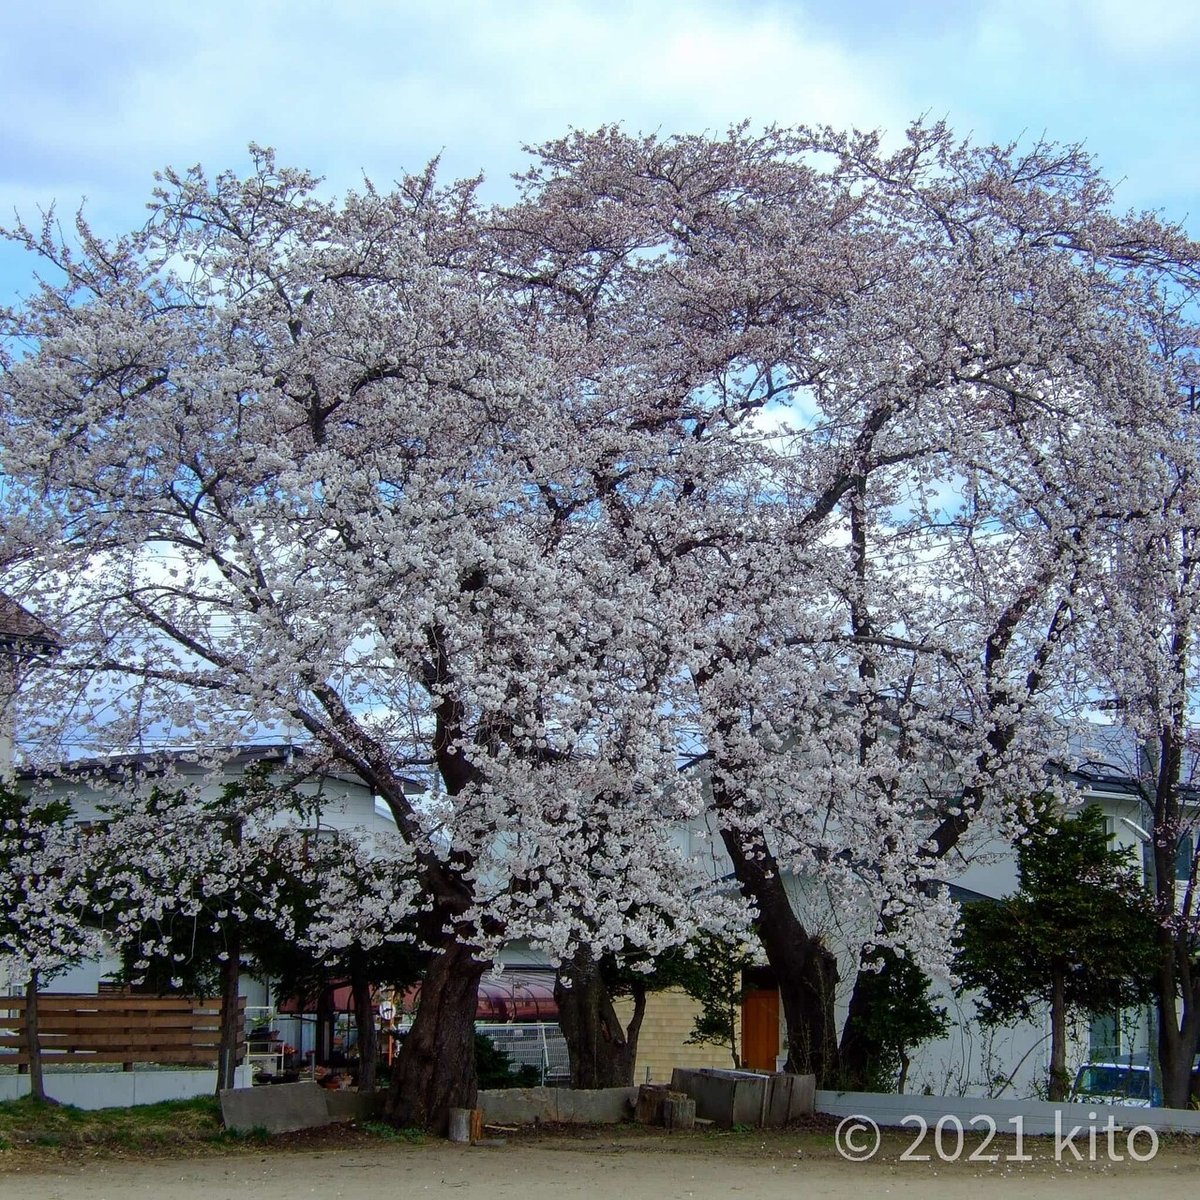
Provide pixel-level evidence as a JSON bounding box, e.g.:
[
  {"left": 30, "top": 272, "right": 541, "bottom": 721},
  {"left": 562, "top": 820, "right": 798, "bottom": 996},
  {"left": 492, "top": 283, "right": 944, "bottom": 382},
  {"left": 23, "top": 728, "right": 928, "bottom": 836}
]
[
  {"left": 669, "top": 1068, "right": 814, "bottom": 1128},
  {"left": 671, "top": 1067, "right": 766, "bottom": 1128},
  {"left": 815, "top": 1088, "right": 1200, "bottom": 1137},
  {"left": 765, "top": 1073, "right": 815, "bottom": 1124},
  {"left": 220, "top": 1081, "right": 331, "bottom": 1134},
  {"left": 478, "top": 1087, "right": 556, "bottom": 1125},
  {"left": 477, "top": 1086, "right": 637, "bottom": 1125}
]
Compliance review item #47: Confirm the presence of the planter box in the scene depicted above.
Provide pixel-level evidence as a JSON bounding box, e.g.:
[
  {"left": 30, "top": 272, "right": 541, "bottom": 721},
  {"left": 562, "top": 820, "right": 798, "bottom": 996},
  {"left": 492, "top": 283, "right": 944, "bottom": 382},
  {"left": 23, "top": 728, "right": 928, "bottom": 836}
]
[{"left": 669, "top": 1068, "right": 815, "bottom": 1128}]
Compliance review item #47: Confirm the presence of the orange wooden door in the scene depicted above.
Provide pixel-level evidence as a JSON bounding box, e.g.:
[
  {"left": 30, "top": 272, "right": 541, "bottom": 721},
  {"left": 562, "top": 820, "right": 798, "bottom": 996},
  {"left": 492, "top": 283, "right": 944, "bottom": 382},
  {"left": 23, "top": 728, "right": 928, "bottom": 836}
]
[{"left": 741, "top": 988, "right": 780, "bottom": 1071}]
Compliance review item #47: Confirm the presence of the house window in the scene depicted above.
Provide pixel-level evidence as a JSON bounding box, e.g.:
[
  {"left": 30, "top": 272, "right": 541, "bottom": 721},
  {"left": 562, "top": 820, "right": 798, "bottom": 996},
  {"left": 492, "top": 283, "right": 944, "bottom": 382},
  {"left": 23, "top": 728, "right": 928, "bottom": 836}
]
[
  {"left": 1176, "top": 833, "right": 1195, "bottom": 882},
  {"left": 1088, "top": 1012, "right": 1120, "bottom": 1060}
]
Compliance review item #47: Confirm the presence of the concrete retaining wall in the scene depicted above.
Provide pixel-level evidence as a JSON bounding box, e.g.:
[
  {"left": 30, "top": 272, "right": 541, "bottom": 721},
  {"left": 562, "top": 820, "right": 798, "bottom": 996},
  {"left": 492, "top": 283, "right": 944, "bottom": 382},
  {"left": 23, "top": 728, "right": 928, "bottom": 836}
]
[
  {"left": 222, "top": 1083, "right": 635, "bottom": 1134},
  {"left": 220, "top": 1083, "right": 385, "bottom": 1133},
  {"left": 0, "top": 1065, "right": 252, "bottom": 1108},
  {"left": 815, "top": 1088, "right": 1200, "bottom": 1136},
  {"left": 221, "top": 1081, "right": 334, "bottom": 1134},
  {"left": 477, "top": 1085, "right": 638, "bottom": 1125}
]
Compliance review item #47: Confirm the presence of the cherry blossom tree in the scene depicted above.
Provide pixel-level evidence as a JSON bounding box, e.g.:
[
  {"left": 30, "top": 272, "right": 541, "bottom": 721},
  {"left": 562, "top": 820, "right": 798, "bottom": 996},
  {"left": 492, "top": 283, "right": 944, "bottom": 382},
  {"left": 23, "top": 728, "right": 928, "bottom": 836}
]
[
  {"left": 245, "top": 820, "right": 428, "bottom": 1094},
  {"left": 490, "top": 122, "right": 1200, "bottom": 1083},
  {"left": 0, "top": 149, "right": 737, "bottom": 1127},
  {"left": 0, "top": 784, "right": 100, "bottom": 1101},
  {"left": 810, "top": 128, "right": 1200, "bottom": 1089},
  {"left": 3, "top": 121, "right": 1197, "bottom": 1118},
  {"left": 92, "top": 768, "right": 264, "bottom": 1090},
  {"left": 94, "top": 770, "right": 423, "bottom": 1095},
  {"left": 1079, "top": 345, "right": 1200, "bottom": 1108}
]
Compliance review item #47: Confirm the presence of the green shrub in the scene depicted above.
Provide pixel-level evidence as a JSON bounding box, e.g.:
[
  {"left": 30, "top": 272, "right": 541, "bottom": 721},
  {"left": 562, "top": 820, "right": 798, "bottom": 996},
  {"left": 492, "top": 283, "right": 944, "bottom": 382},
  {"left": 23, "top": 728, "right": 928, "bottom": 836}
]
[{"left": 475, "top": 1033, "right": 541, "bottom": 1089}]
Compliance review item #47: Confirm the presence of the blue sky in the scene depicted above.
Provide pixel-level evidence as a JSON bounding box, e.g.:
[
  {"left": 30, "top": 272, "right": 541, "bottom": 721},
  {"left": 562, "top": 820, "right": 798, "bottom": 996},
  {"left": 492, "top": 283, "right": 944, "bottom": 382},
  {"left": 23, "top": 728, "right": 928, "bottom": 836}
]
[{"left": 2, "top": 0, "right": 1199, "bottom": 303}]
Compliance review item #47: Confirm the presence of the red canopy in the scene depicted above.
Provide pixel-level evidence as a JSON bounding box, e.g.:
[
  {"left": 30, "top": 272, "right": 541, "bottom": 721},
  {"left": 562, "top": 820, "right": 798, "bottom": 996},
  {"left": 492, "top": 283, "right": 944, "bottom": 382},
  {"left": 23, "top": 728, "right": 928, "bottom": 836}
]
[{"left": 277, "top": 970, "right": 558, "bottom": 1021}]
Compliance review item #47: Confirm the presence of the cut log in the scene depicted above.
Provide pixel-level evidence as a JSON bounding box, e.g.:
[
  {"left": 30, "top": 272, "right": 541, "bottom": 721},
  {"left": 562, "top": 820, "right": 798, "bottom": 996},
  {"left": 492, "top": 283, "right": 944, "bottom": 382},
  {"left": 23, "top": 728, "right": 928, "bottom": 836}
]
[
  {"left": 663, "top": 1096, "right": 696, "bottom": 1130},
  {"left": 448, "top": 1107, "right": 473, "bottom": 1143},
  {"left": 636, "top": 1084, "right": 690, "bottom": 1126},
  {"left": 635, "top": 1083, "right": 670, "bottom": 1124}
]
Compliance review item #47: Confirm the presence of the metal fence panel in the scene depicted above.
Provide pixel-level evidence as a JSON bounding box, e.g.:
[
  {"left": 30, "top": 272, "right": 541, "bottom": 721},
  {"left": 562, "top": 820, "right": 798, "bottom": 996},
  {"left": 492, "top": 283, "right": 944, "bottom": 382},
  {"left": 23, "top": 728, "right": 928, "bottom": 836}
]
[{"left": 476, "top": 1022, "right": 570, "bottom": 1085}]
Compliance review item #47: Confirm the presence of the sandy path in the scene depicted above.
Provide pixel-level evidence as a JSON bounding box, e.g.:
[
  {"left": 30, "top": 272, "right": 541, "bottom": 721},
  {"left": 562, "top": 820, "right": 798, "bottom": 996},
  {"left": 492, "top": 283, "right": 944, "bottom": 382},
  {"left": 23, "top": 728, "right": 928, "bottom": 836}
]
[{"left": 3, "top": 1141, "right": 1199, "bottom": 1200}]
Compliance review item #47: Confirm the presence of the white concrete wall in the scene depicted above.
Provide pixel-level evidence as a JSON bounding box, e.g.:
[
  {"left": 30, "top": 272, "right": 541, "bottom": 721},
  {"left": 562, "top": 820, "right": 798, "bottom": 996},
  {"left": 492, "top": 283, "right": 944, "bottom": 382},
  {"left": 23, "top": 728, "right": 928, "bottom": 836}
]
[
  {"left": 816, "top": 1087, "right": 1200, "bottom": 1135},
  {"left": 0, "top": 1064, "right": 251, "bottom": 1108}
]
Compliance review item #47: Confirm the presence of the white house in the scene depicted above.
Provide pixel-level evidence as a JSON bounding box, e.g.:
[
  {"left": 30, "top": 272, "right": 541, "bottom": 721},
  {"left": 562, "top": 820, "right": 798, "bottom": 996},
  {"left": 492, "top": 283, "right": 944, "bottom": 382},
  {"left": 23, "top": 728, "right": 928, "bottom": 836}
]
[{"left": 0, "top": 593, "right": 58, "bottom": 780}]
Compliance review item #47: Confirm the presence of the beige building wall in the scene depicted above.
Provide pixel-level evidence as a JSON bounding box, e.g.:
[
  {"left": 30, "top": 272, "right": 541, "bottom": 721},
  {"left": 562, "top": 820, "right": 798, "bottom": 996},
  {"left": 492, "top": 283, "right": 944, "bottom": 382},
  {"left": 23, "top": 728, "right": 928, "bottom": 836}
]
[{"left": 613, "top": 987, "right": 740, "bottom": 1084}]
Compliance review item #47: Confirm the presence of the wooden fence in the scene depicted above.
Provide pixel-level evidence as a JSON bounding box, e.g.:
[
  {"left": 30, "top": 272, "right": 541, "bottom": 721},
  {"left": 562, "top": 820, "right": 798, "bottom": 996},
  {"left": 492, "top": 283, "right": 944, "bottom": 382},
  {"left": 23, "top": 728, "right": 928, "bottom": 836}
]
[{"left": 0, "top": 994, "right": 245, "bottom": 1069}]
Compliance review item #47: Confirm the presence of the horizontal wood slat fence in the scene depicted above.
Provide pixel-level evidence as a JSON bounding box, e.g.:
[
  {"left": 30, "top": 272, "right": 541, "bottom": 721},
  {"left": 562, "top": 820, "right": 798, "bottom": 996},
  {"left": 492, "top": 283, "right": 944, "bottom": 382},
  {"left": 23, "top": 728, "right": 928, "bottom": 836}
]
[{"left": 0, "top": 994, "right": 245, "bottom": 1068}]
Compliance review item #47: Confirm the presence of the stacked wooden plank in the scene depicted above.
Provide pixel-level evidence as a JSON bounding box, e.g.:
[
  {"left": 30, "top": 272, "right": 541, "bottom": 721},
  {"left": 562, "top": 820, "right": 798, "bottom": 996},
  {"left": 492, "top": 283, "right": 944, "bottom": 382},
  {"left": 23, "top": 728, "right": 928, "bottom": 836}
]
[{"left": 0, "top": 994, "right": 244, "bottom": 1066}]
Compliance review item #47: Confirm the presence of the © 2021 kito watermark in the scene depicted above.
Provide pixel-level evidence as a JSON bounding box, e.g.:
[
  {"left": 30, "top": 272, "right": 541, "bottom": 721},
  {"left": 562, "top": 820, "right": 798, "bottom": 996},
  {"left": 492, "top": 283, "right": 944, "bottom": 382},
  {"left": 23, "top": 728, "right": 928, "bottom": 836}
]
[{"left": 834, "top": 1112, "right": 1160, "bottom": 1164}]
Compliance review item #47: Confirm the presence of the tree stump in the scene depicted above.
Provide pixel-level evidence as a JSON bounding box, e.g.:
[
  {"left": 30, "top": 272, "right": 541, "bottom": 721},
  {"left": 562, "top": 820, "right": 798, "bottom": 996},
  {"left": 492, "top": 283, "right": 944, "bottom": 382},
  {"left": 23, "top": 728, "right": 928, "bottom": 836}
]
[
  {"left": 636, "top": 1084, "right": 690, "bottom": 1126},
  {"left": 448, "top": 1107, "right": 473, "bottom": 1143},
  {"left": 663, "top": 1095, "right": 696, "bottom": 1130}
]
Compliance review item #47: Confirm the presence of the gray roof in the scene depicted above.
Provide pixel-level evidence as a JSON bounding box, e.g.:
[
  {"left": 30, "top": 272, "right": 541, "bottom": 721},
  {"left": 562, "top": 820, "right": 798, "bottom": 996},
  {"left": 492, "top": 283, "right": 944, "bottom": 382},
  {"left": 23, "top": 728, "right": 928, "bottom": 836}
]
[{"left": 0, "top": 593, "right": 59, "bottom": 658}]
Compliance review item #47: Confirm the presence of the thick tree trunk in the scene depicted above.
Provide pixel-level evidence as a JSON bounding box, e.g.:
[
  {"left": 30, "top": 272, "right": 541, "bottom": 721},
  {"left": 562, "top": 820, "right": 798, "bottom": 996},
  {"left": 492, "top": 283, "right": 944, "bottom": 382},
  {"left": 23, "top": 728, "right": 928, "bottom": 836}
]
[
  {"left": 385, "top": 939, "right": 484, "bottom": 1132},
  {"left": 216, "top": 945, "right": 242, "bottom": 1093},
  {"left": 719, "top": 827, "right": 839, "bottom": 1085},
  {"left": 1159, "top": 1018, "right": 1200, "bottom": 1109},
  {"left": 1048, "top": 967, "right": 1068, "bottom": 1102},
  {"left": 554, "top": 949, "right": 643, "bottom": 1088},
  {"left": 1148, "top": 725, "right": 1200, "bottom": 1110},
  {"left": 351, "top": 972, "right": 378, "bottom": 1094},
  {"left": 1156, "top": 934, "right": 1200, "bottom": 1109},
  {"left": 24, "top": 971, "right": 47, "bottom": 1103}
]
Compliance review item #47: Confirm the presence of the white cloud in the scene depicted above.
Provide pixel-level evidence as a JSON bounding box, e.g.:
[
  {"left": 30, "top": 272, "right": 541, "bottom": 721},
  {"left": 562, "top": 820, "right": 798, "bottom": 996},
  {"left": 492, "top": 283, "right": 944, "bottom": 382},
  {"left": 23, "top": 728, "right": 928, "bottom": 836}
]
[
  {"left": 2, "top": 0, "right": 1199, "bottom": 302},
  {"left": 1057, "top": 0, "right": 1199, "bottom": 61},
  {"left": 0, "top": 2, "right": 907, "bottom": 216}
]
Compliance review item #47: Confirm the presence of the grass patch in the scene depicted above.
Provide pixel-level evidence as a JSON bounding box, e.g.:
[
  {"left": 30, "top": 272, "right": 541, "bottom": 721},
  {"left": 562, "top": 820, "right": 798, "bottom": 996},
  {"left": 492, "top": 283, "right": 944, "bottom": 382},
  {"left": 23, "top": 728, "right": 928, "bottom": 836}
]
[
  {"left": 216, "top": 1123, "right": 271, "bottom": 1144},
  {"left": 362, "top": 1120, "right": 424, "bottom": 1143},
  {"left": 0, "top": 1093, "right": 224, "bottom": 1155}
]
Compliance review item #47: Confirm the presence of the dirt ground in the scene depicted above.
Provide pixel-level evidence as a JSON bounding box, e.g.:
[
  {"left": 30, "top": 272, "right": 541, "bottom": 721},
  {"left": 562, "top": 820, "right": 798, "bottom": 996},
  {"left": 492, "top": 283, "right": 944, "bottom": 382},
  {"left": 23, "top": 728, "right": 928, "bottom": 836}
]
[{"left": 4, "top": 1129, "right": 1200, "bottom": 1200}]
